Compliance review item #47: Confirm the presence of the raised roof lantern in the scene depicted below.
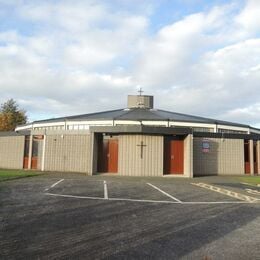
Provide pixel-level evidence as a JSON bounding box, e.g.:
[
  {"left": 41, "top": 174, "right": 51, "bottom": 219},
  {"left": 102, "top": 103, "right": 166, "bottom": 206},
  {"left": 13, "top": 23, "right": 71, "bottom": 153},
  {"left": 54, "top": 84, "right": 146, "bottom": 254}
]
[{"left": 127, "top": 95, "right": 154, "bottom": 109}]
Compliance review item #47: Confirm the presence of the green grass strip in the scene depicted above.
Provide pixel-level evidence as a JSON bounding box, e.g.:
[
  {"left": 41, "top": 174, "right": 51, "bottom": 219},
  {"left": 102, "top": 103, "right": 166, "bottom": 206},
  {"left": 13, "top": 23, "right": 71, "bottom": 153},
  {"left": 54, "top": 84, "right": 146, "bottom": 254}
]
[
  {"left": 236, "top": 176, "right": 260, "bottom": 186},
  {"left": 0, "top": 169, "right": 41, "bottom": 182}
]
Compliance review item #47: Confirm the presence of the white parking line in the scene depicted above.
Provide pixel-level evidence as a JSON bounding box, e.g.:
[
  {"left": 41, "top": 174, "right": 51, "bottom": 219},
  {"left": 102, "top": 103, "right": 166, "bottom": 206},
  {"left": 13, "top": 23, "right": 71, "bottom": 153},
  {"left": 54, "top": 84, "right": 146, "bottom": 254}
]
[
  {"left": 147, "top": 183, "right": 182, "bottom": 203},
  {"left": 245, "top": 188, "right": 260, "bottom": 196},
  {"left": 45, "top": 193, "right": 104, "bottom": 200},
  {"left": 44, "top": 192, "right": 254, "bottom": 204},
  {"left": 51, "top": 179, "right": 64, "bottom": 188},
  {"left": 104, "top": 181, "right": 108, "bottom": 199},
  {"left": 45, "top": 179, "right": 64, "bottom": 191}
]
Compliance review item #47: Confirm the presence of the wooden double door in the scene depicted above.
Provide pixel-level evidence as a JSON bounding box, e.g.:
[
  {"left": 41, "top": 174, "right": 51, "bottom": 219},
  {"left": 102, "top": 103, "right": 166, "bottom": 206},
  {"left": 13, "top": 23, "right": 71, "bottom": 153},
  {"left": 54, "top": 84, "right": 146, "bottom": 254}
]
[
  {"left": 164, "top": 137, "right": 184, "bottom": 175},
  {"left": 97, "top": 137, "right": 118, "bottom": 173}
]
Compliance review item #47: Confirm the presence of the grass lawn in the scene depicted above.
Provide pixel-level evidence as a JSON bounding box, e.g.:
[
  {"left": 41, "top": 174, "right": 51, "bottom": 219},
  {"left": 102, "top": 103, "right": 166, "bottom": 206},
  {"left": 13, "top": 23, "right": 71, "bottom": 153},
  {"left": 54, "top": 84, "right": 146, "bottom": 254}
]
[
  {"left": 236, "top": 176, "right": 260, "bottom": 186},
  {"left": 0, "top": 169, "right": 41, "bottom": 182}
]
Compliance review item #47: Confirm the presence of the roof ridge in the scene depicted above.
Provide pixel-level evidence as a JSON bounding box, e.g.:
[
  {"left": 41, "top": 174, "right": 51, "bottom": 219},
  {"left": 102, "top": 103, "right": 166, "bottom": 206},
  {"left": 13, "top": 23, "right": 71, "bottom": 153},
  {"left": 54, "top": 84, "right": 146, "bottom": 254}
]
[
  {"left": 113, "top": 108, "right": 135, "bottom": 120},
  {"left": 157, "top": 109, "right": 216, "bottom": 122},
  {"left": 113, "top": 107, "right": 144, "bottom": 120},
  {"left": 147, "top": 108, "right": 170, "bottom": 120},
  {"left": 113, "top": 107, "right": 165, "bottom": 121}
]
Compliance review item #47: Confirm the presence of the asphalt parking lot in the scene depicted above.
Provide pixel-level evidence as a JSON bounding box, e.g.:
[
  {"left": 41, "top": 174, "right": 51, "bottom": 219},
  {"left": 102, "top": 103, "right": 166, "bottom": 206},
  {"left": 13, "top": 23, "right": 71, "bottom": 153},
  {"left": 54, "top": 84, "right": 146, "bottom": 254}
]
[{"left": 1, "top": 173, "right": 260, "bottom": 259}]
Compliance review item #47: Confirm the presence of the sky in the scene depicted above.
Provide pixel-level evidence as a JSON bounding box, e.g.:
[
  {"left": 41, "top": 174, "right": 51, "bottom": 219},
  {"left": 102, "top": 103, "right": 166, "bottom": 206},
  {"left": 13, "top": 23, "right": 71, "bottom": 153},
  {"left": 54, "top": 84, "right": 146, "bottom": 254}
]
[{"left": 0, "top": 0, "right": 260, "bottom": 127}]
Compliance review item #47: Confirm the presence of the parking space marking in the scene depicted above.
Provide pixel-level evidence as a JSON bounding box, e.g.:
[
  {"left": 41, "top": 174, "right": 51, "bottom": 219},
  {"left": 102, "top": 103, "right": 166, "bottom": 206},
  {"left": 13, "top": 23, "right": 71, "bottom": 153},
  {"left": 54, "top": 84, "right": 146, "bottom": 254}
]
[
  {"left": 104, "top": 181, "right": 108, "bottom": 199},
  {"left": 44, "top": 192, "right": 253, "bottom": 204},
  {"left": 45, "top": 193, "right": 178, "bottom": 204},
  {"left": 191, "top": 182, "right": 259, "bottom": 203},
  {"left": 147, "top": 183, "right": 182, "bottom": 203},
  {"left": 45, "top": 192, "right": 104, "bottom": 201},
  {"left": 45, "top": 179, "right": 64, "bottom": 191},
  {"left": 245, "top": 188, "right": 260, "bottom": 196},
  {"left": 51, "top": 179, "right": 64, "bottom": 188}
]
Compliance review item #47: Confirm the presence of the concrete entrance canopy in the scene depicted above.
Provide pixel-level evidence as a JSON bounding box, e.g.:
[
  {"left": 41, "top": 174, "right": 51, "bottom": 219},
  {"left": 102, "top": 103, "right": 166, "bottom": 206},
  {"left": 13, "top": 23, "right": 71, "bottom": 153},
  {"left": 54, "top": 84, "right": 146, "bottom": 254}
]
[
  {"left": 89, "top": 125, "right": 192, "bottom": 135},
  {"left": 88, "top": 125, "right": 193, "bottom": 177}
]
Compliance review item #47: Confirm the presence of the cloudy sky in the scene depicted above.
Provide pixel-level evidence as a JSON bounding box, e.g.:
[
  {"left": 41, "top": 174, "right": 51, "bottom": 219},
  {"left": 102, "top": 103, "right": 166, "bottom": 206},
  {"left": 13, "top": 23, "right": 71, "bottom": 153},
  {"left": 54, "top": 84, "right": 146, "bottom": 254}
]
[{"left": 0, "top": 0, "right": 260, "bottom": 127}]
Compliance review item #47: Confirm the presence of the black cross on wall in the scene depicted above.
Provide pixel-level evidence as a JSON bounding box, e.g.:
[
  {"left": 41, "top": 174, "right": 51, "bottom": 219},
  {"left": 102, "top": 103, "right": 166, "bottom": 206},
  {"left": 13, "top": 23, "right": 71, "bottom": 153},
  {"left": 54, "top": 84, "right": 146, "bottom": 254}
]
[{"left": 137, "top": 140, "right": 146, "bottom": 159}]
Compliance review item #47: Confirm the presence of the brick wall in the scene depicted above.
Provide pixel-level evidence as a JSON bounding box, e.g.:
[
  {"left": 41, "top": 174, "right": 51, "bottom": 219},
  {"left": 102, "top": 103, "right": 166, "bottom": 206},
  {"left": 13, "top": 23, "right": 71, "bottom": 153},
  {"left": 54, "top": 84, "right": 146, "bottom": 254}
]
[
  {"left": 44, "top": 134, "right": 92, "bottom": 173},
  {"left": 0, "top": 136, "right": 24, "bottom": 169},
  {"left": 193, "top": 137, "right": 244, "bottom": 176},
  {"left": 118, "top": 135, "right": 163, "bottom": 176}
]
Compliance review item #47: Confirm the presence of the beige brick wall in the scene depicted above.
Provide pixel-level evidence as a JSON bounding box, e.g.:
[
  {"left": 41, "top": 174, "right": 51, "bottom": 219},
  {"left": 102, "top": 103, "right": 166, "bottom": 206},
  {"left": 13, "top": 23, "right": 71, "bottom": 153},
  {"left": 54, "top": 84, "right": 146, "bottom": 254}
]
[
  {"left": 0, "top": 136, "right": 24, "bottom": 169},
  {"left": 193, "top": 137, "right": 244, "bottom": 176},
  {"left": 37, "top": 140, "right": 43, "bottom": 170},
  {"left": 118, "top": 135, "right": 163, "bottom": 176},
  {"left": 44, "top": 134, "right": 92, "bottom": 173},
  {"left": 184, "top": 134, "right": 193, "bottom": 177},
  {"left": 258, "top": 141, "right": 260, "bottom": 174}
]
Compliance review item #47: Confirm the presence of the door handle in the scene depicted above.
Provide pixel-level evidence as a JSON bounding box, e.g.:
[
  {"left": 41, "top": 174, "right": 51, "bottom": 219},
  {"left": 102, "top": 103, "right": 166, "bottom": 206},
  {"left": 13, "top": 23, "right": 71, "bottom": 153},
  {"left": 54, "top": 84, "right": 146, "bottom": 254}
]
[
  {"left": 171, "top": 155, "right": 174, "bottom": 159},
  {"left": 107, "top": 154, "right": 110, "bottom": 158}
]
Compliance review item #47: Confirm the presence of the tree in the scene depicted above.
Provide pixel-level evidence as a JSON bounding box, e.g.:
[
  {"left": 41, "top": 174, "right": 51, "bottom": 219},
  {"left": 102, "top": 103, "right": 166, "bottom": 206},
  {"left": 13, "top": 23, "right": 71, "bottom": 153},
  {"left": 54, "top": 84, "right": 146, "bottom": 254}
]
[{"left": 0, "top": 99, "right": 27, "bottom": 131}]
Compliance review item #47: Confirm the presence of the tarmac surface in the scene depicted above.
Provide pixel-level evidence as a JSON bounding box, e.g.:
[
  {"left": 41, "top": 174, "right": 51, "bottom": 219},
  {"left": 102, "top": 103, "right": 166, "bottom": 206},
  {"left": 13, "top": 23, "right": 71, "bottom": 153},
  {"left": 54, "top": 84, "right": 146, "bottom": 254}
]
[{"left": 1, "top": 173, "right": 260, "bottom": 259}]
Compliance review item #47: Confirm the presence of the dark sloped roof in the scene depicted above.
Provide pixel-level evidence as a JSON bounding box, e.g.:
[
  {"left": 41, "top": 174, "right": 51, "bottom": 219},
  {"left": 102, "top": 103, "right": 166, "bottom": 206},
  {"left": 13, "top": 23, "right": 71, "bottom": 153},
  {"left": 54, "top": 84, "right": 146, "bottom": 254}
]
[
  {"left": 33, "top": 109, "right": 126, "bottom": 123},
  {"left": 29, "top": 107, "right": 249, "bottom": 128}
]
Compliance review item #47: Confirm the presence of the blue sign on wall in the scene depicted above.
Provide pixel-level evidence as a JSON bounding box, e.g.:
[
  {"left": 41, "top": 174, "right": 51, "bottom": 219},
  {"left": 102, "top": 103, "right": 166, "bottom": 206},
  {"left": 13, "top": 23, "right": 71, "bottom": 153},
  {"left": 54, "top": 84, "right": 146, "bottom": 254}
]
[{"left": 202, "top": 139, "right": 210, "bottom": 153}]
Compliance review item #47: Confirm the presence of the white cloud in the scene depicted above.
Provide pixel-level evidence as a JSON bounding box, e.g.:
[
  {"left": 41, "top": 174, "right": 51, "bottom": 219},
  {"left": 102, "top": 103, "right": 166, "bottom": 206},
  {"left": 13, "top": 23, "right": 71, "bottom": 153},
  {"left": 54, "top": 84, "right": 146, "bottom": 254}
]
[
  {"left": 133, "top": 5, "right": 235, "bottom": 88},
  {"left": 0, "top": 0, "right": 147, "bottom": 121},
  {"left": 235, "top": 0, "right": 260, "bottom": 34},
  {"left": 148, "top": 38, "right": 260, "bottom": 125},
  {"left": 0, "top": 0, "right": 259, "bottom": 127},
  {"left": 222, "top": 103, "right": 260, "bottom": 126},
  {"left": 130, "top": 2, "right": 260, "bottom": 127}
]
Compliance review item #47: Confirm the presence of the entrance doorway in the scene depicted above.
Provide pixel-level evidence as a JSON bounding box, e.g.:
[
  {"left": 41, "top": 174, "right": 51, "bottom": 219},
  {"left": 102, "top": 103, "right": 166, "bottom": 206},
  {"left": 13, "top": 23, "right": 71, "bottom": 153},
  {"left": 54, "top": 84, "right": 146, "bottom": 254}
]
[
  {"left": 23, "top": 136, "right": 30, "bottom": 169},
  {"left": 23, "top": 135, "right": 43, "bottom": 170},
  {"left": 97, "top": 135, "right": 118, "bottom": 173},
  {"left": 164, "top": 136, "right": 184, "bottom": 175},
  {"left": 253, "top": 141, "right": 258, "bottom": 174},
  {"left": 244, "top": 140, "right": 250, "bottom": 174}
]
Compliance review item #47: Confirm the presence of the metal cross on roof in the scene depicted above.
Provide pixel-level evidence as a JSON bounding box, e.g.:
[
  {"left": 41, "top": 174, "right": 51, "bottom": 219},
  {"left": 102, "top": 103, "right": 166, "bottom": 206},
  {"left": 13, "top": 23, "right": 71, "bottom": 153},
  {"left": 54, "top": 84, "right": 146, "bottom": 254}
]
[
  {"left": 138, "top": 87, "right": 143, "bottom": 96},
  {"left": 137, "top": 140, "right": 146, "bottom": 159}
]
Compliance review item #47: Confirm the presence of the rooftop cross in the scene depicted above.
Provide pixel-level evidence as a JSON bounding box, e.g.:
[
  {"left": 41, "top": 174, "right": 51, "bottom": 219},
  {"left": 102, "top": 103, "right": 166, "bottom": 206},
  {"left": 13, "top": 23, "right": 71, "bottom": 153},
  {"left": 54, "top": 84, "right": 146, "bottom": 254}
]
[{"left": 138, "top": 87, "right": 143, "bottom": 96}]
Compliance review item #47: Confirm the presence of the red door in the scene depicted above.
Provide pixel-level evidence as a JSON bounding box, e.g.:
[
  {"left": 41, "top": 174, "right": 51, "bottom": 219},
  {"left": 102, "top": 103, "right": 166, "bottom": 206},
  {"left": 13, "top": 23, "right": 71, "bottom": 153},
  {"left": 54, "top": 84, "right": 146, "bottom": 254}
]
[
  {"left": 164, "top": 139, "right": 184, "bottom": 174},
  {"left": 97, "top": 138, "right": 118, "bottom": 173},
  {"left": 23, "top": 136, "right": 30, "bottom": 169},
  {"left": 108, "top": 140, "right": 118, "bottom": 173},
  {"left": 23, "top": 157, "right": 29, "bottom": 169},
  {"left": 31, "top": 157, "right": 38, "bottom": 169}
]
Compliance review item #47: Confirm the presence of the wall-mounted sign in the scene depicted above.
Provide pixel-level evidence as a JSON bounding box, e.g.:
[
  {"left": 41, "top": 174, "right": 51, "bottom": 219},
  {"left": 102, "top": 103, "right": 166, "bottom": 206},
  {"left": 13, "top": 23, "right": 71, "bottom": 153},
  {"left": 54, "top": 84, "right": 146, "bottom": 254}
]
[{"left": 202, "top": 139, "right": 210, "bottom": 153}]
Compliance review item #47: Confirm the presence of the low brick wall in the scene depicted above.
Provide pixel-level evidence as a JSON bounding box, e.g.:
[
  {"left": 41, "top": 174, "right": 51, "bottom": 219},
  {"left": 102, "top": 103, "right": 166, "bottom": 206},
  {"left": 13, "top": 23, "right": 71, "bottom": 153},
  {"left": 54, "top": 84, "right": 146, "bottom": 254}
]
[{"left": 0, "top": 135, "right": 25, "bottom": 169}]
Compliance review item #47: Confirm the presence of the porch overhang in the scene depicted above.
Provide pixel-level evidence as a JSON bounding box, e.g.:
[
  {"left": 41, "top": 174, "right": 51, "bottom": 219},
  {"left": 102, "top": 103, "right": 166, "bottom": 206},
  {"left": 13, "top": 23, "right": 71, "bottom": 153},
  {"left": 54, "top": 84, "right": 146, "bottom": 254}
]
[{"left": 89, "top": 125, "right": 192, "bottom": 135}]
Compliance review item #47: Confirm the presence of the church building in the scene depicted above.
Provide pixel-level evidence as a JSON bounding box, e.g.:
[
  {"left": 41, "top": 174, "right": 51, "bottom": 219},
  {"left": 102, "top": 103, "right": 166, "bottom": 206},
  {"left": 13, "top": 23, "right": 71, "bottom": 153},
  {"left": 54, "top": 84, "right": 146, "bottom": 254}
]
[{"left": 0, "top": 93, "right": 259, "bottom": 177}]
